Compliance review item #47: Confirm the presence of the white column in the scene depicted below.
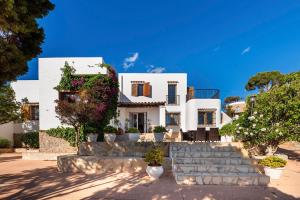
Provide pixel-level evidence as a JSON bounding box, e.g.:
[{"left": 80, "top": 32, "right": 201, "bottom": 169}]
[{"left": 159, "top": 106, "right": 166, "bottom": 127}]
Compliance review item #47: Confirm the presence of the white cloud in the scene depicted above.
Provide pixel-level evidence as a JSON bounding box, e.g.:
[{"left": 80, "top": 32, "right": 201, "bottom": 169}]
[
  {"left": 123, "top": 52, "right": 139, "bottom": 70},
  {"left": 241, "top": 46, "right": 251, "bottom": 55},
  {"left": 147, "top": 65, "right": 166, "bottom": 73}
]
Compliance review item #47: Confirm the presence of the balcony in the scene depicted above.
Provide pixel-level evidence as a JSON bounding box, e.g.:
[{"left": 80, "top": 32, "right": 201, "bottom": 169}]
[
  {"left": 166, "top": 95, "right": 180, "bottom": 105},
  {"left": 187, "top": 89, "right": 220, "bottom": 100}
]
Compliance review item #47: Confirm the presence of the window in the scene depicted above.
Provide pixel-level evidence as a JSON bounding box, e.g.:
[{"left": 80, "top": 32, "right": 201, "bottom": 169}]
[
  {"left": 22, "top": 104, "right": 39, "bottom": 121},
  {"left": 137, "top": 84, "right": 144, "bottom": 96},
  {"left": 198, "top": 110, "right": 216, "bottom": 126},
  {"left": 131, "top": 82, "right": 151, "bottom": 97},
  {"left": 30, "top": 105, "right": 39, "bottom": 120},
  {"left": 166, "top": 113, "right": 180, "bottom": 126},
  {"left": 167, "top": 84, "right": 177, "bottom": 104}
]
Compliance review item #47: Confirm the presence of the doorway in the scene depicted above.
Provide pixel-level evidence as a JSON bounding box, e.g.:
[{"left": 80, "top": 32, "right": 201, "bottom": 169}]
[{"left": 129, "top": 112, "right": 147, "bottom": 133}]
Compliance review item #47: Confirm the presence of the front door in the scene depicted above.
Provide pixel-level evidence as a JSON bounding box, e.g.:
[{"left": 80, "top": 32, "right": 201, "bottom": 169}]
[{"left": 129, "top": 112, "right": 147, "bottom": 133}]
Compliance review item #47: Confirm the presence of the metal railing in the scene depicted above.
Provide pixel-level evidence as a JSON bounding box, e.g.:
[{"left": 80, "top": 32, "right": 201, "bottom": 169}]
[
  {"left": 166, "top": 95, "right": 180, "bottom": 105},
  {"left": 187, "top": 89, "right": 220, "bottom": 100}
]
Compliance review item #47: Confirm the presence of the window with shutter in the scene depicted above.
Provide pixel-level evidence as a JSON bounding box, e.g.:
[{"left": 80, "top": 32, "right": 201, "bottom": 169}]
[
  {"left": 143, "top": 82, "right": 151, "bottom": 97},
  {"left": 131, "top": 83, "right": 138, "bottom": 96}
]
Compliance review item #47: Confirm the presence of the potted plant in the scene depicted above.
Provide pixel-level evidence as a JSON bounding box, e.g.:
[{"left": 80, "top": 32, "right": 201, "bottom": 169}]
[
  {"left": 144, "top": 147, "right": 164, "bottom": 179},
  {"left": 259, "top": 156, "right": 287, "bottom": 179},
  {"left": 127, "top": 127, "right": 140, "bottom": 142},
  {"left": 85, "top": 126, "right": 98, "bottom": 142},
  {"left": 153, "top": 126, "right": 167, "bottom": 142},
  {"left": 103, "top": 125, "right": 117, "bottom": 142}
]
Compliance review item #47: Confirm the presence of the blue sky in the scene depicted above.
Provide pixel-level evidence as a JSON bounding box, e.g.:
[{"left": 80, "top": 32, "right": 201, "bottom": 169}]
[{"left": 19, "top": 0, "right": 300, "bottom": 100}]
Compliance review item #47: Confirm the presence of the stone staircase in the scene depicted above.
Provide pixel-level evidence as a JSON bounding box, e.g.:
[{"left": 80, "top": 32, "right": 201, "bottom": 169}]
[{"left": 171, "top": 143, "right": 270, "bottom": 185}]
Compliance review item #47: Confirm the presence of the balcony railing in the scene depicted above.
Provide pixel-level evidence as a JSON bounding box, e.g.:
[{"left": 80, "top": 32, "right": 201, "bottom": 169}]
[
  {"left": 166, "top": 95, "right": 180, "bottom": 105},
  {"left": 187, "top": 89, "right": 220, "bottom": 100}
]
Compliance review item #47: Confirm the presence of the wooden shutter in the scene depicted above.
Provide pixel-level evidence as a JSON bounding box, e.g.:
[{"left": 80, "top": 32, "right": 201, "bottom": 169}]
[
  {"left": 143, "top": 82, "right": 151, "bottom": 97},
  {"left": 21, "top": 104, "right": 30, "bottom": 121},
  {"left": 132, "top": 83, "right": 138, "bottom": 96}
]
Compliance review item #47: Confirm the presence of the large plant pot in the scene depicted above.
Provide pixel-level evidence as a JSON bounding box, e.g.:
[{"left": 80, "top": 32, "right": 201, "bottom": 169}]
[
  {"left": 127, "top": 133, "right": 140, "bottom": 142},
  {"left": 153, "top": 132, "right": 165, "bottom": 142},
  {"left": 104, "top": 133, "right": 116, "bottom": 142},
  {"left": 264, "top": 167, "right": 285, "bottom": 179},
  {"left": 87, "top": 133, "right": 98, "bottom": 142},
  {"left": 146, "top": 165, "right": 164, "bottom": 179}
]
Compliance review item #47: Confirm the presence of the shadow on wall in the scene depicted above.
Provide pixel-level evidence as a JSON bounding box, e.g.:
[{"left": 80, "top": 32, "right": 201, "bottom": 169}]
[
  {"left": 0, "top": 159, "right": 297, "bottom": 200},
  {"left": 14, "top": 121, "right": 39, "bottom": 133}
]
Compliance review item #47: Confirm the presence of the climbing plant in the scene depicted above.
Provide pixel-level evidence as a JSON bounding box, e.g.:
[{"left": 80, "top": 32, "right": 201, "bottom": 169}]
[{"left": 54, "top": 62, "right": 119, "bottom": 149}]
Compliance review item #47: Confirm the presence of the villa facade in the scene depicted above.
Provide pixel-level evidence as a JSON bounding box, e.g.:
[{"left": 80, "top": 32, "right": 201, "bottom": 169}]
[{"left": 0, "top": 57, "right": 232, "bottom": 145}]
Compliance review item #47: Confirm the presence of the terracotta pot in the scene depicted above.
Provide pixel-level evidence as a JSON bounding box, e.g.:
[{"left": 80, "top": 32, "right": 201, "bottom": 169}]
[
  {"left": 146, "top": 166, "right": 164, "bottom": 179},
  {"left": 264, "top": 167, "right": 284, "bottom": 179}
]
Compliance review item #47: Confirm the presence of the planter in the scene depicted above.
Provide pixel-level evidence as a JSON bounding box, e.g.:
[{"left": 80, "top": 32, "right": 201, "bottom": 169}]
[
  {"left": 104, "top": 133, "right": 116, "bottom": 142},
  {"left": 146, "top": 165, "right": 164, "bottom": 179},
  {"left": 264, "top": 167, "right": 285, "bottom": 179},
  {"left": 127, "top": 133, "right": 140, "bottom": 142},
  {"left": 87, "top": 133, "right": 98, "bottom": 142},
  {"left": 153, "top": 132, "right": 165, "bottom": 142}
]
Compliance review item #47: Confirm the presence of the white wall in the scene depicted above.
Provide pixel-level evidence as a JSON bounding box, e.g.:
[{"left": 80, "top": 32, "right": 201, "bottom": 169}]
[
  {"left": 119, "top": 73, "right": 187, "bottom": 131},
  {"left": 220, "top": 111, "right": 232, "bottom": 127},
  {"left": 11, "top": 80, "right": 39, "bottom": 102},
  {"left": 186, "top": 99, "right": 222, "bottom": 131},
  {"left": 39, "top": 57, "right": 106, "bottom": 130}
]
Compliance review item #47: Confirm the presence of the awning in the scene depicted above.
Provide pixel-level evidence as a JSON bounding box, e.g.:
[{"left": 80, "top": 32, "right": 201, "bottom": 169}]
[{"left": 118, "top": 101, "right": 165, "bottom": 107}]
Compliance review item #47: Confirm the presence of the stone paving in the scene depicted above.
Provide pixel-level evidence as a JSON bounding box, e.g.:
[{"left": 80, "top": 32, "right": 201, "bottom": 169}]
[{"left": 0, "top": 142, "right": 299, "bottom": 199}]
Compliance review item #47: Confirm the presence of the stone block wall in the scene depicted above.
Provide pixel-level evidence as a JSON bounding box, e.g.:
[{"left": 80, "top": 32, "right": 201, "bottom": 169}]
[
  {"left": 79, "top": 142, "right": 170, "bottom": 157},
  {"left": 39, "top": 131, "right": 76, "bottom": 153}
]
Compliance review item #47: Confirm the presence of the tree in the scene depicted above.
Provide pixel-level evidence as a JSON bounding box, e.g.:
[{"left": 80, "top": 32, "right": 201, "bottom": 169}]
[
  {"left": 224, "top": 96, "right": 241, "bottom": 104},
  {"left": 0, "top": 85, "right": 20, "bottom": 124},
  {"left": 0, "top": 0, "right": 55, "bottom": 86},
  {"left": 234, "top": 71, "right": 300, "bottom": 155},
  {"left": 55, "top": 63, "right": 119, "bottom": 151},
  {"left": 223, "top": 96, "right": 241, "bottom": 117},
  {"left": 245, "top": 71, "right": 283, "bottom": 92}
]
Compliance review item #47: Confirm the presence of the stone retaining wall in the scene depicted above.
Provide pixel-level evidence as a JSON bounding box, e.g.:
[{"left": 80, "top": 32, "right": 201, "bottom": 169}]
[
  {"left": 39, "top": 131, "right": 76, "bottom": 153},
  {"left": 79, "top": 142, "right": 170, "bottom": 157},
  {"left": 57, "top": 155, "right": 171, "bottom": 174}
]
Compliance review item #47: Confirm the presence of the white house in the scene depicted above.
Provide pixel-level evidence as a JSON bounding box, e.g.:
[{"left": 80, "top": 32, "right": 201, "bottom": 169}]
[
  {"left": 117, "top": 73, "right": 230, "bottom": 134},
  {"left": 0, "top": 57, "right": 232, "bottom": 145}
]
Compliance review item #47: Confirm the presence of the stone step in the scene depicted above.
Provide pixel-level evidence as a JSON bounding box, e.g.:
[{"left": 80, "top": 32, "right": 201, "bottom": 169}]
[
  {"left": 174, "top": 172, "right": 270, "bottom": 185},
  {"left": 174, "top": 164, "right": 257, "bottom": 173},
  {"left": 174, "top": 157, "right": 252, "bottom": 165},
  {"left": 172, "top": 151, "right": 242, "bottom": 158},
  {"left": 171, "top": 145, "right": 237, "bottom": 153}
]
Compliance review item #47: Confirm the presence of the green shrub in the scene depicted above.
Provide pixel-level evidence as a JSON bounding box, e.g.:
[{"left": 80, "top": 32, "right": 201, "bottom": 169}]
[
  {"left": 0, "top": 138, "right": 11, "bottom": 148},
  {"left": 21, "top": 132, "right": 39, "bottom": 149},
  {"left": 259, "top": 156, "right": 287, "bottom": 168},
  {"left": 83, "top": 125, "right": 98, "bottom": 134},
  {"left": 127, "top": 127, "right": 140, "bottom": 133},
  {"left": 103, "top": 125, "right": 118, "bottom": 133},
  {"left": 144, "top": 147, "right": 164, "bottom": 166},
  {"left": 46, "top": 127, "right": 85, "bottom": 147},
  {"left": 219, "top": 122, "right": 236, "bottom": 136},
  {"left": 153, "top": 126, "right": 167, "bottom": 133}
]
